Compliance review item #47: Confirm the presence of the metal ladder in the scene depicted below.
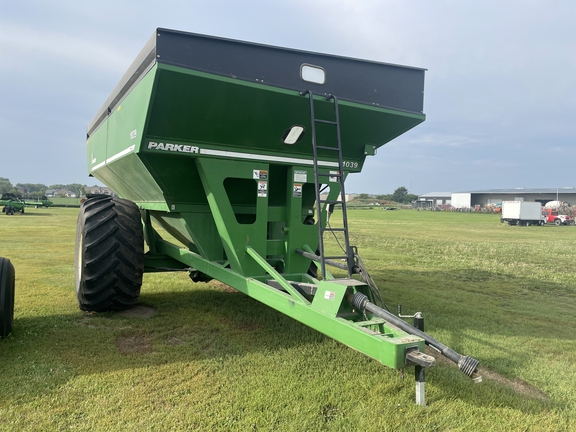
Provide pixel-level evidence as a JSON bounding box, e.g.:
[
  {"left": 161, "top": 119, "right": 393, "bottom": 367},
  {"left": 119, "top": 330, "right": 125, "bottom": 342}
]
[{"left": 301, "top": 90, "right": 354, "bottom": 279}]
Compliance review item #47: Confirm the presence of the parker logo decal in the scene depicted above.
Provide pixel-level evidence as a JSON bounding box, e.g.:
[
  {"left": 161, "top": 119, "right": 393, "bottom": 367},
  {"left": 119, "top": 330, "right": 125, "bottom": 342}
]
[{"left": 148, "top": 142, "right": 200, "bottom": 153}]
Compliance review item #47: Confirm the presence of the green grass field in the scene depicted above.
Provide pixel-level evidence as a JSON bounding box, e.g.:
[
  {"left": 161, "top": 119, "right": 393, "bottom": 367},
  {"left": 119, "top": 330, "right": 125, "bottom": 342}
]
[
  {"left": 48, "top": 197, "right": 82, "bottom": 207},
  {"left": 1, "top": 208, "right": 575, "bottom": 431}
]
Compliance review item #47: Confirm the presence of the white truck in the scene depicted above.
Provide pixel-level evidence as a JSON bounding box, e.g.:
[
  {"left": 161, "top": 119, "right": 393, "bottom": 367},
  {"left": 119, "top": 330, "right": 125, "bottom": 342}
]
[{"left": 500, "top": 201, "right": 546, "bottom": 226}]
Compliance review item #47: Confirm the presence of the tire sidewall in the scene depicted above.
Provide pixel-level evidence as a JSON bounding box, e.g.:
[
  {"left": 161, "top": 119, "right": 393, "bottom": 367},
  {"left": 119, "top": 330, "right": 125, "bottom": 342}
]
[
  {"left": 0, "top": 257, "right": 15, "bottom": 338},
  {"left": 75, "top": 196, "right": 143, "bottom": 311},
  {"left": 75, "top": 203, "right": 87, "bottom": 297}
]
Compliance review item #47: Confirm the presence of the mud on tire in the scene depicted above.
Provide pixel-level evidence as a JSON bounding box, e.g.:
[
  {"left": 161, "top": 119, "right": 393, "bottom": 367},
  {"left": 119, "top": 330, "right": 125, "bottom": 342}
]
[{"left": 75, "top": 196, "right": 144, "bottom": 311}]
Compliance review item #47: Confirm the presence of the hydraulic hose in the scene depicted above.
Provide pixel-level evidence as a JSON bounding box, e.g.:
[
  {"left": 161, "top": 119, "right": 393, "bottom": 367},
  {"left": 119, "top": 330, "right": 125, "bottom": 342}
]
[{"left": 350, "top": 292, "right": 481, "bottom": 380}]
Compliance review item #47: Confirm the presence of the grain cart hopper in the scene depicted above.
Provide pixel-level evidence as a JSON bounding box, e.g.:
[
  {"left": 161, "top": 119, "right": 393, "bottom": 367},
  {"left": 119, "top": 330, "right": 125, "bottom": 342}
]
[{"left": 78, "top": 28, "right": 480, "bottom": 405}]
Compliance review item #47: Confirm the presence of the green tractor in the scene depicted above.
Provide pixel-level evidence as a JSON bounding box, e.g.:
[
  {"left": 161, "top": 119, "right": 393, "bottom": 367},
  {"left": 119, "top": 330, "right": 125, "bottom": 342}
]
[{"left": 77, "top": 28, "right": 480, "bottom": 405}]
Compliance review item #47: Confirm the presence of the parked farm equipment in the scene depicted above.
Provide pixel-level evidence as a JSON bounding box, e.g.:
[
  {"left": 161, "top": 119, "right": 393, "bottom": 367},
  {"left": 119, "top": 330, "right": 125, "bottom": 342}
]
[
  {"left": 1, "top": 193, "right": 25, "bottom": 215},
  {"left": 0, "top": 193, "right": 52, "bottom": 215},
  {"left": 78, "top": 28, "right": 480, "bottom": 405},
  {"left": 24, "top": 196, "right": 53, "bottom": 209}
]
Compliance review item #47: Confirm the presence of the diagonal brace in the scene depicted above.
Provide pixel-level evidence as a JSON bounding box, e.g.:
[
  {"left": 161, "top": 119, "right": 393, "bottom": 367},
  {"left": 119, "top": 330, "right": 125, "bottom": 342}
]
[{"left": 246, "top": 246, "right": 310, "bottom": 305}]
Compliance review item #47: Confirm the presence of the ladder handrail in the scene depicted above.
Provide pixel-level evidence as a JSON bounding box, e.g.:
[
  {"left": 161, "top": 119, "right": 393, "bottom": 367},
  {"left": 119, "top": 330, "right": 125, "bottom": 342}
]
[{"left": 301, "top": 90, "right": 354, "bottom": 278}]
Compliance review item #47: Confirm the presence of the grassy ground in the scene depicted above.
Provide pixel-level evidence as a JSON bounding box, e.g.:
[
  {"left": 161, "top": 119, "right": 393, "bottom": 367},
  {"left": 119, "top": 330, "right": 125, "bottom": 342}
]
[
  {"left": 1, "top": 207, "right": 575, "bottom": 431},
  {"left": 49, "top": 197, "right": 82, "bottom": 207}
]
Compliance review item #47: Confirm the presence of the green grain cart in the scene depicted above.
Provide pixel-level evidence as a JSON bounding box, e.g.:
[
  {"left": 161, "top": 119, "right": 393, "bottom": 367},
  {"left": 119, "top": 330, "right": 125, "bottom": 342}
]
[{"left": 77, "top": 28, "right": 480, "bottom": 405}]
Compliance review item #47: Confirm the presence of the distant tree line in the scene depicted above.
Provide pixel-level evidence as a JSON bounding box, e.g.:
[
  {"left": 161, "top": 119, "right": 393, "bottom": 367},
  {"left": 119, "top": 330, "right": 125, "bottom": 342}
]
[
  {"left": 355, "top": 186, "right": 418, "bottom": 204},
  {"left": 0, "top": 177, "right": 86, "bottom": 199}
]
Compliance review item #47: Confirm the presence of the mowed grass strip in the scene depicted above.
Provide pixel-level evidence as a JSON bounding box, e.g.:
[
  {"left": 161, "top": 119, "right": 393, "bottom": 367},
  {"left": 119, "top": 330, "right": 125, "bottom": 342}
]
[{"left": 0, "top": 207, "right": 575, "bottom": 431}]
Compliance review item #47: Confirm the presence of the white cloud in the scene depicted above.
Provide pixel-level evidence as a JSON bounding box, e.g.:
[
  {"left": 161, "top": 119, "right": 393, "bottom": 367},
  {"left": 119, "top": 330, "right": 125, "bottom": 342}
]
[
  {"left": 408, "top": 134, "right": 481, "bottom": 148},
  {"left": 0, "top": 23, "right": 134, "bottom": 74}
]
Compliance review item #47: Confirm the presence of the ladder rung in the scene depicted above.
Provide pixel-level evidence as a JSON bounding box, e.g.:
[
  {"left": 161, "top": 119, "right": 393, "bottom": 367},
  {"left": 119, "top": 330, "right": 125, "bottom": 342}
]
[
  {"left": 304, "top": 90, "right": 353, "bottom": 277},
  {"left": 315, "top": 146, "right": 339, "bottom": 151}
]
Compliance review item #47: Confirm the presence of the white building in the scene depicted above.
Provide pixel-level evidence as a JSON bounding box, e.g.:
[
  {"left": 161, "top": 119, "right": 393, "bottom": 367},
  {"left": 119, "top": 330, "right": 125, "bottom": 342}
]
[{"left": 418, "top": 188, "right": 576, "bottom": 209}]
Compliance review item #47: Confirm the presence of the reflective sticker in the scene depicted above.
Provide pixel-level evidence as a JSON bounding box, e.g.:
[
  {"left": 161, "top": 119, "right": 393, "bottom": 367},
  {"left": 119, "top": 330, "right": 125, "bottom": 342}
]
[{"left": 324, "top": 291, "right": 335, "bottom": 301}]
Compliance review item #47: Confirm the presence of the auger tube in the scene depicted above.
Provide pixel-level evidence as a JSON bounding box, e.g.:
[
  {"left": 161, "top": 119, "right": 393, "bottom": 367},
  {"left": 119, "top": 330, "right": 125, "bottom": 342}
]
[{"left": 350, "top": 292, "right": 482, "bottom": 381}]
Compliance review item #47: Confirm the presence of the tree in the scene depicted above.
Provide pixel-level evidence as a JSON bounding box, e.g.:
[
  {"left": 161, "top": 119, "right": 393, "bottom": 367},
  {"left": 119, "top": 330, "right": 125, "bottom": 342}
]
[
  {"left": 0, "top": 177, "right": 13, "bottom": 195},
  {"left": 49, "top": 183, "right": 85, "bottom": 197},
  {"left": 375, "top": 194, "right": 393, "bottom": 202},
  {"left": 66, "top": 183, "right": 85, "bottom": 197},
  {"left": 16, "top": 183, "right": 48, "bottom": 198},
  {"left": 405, "top": 193, "right": 418, "bottom": 203},
  {"left": 16, "top": 183, "right": 48, "bottom": 193},
  {"left": 391, "top": 186, "right": 409, "bottom": 203},
  {"left": 29, "top": 191, "right": 46, "bottom": 199}
]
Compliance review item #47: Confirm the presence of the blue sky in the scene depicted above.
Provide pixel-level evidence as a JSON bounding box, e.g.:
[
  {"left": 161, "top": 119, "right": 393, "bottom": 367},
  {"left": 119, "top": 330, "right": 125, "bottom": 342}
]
[{"left": 1, "top": 1, "right": 575, "bottom": 194}]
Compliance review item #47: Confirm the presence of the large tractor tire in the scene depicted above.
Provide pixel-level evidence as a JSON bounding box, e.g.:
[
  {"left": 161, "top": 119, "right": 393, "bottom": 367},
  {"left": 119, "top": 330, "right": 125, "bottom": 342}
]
[
  {"left": 0, "top": 257, "right": 15, "bottom": 338},
  {"left": 75, "top": 195, "right": 144, "bottom": 312}
]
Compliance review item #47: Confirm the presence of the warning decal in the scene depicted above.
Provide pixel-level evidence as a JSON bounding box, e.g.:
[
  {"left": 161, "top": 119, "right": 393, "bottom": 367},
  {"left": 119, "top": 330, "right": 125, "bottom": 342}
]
[
  {"left": 293, "top": 183, "right": 302, "bottom": 197},
  {"left": 258, "top": 181, "right": 267, "bottom": 197},
  {"left": 294, "top": 170, "right": 307, "bottom": 183},
  {"left": 253, "top": 170, "right": 268, "bottom": 180}
]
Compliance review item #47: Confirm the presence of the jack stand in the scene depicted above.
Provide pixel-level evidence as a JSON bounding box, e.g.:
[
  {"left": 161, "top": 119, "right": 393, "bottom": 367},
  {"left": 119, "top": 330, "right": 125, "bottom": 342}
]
[
  {"left": 414, "top": 313, "right": 426, "bottom": 406},
  {"left": 415, "top": 365, "right": 426, "bottom": 407},
  {"left": 399, "top": 305, "right": 428, "bottom": 406}
]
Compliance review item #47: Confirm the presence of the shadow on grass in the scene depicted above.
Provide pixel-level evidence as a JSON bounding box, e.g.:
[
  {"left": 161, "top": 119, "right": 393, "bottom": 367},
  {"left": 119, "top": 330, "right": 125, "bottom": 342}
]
[
  {"left": 10, "top": 211, "right": 54, "bottom": 217},
  {"left": 1, "top": 271, "right": 571, "bottom": 414},
  {"left": 369, "top": 267, "right": 575, "bottom": 400}
]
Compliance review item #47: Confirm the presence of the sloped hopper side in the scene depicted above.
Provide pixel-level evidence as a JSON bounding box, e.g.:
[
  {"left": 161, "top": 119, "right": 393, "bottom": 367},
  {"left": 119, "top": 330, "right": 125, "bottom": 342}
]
[{"left": 86, "top": 28, "right": 426, "bottom": 276}]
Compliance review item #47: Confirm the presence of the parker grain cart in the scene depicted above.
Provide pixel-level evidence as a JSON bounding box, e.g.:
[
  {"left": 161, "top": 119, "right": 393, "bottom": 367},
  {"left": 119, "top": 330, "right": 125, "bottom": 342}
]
[{"left": 78, "top": 28, "right": 480, "bottom": 405}]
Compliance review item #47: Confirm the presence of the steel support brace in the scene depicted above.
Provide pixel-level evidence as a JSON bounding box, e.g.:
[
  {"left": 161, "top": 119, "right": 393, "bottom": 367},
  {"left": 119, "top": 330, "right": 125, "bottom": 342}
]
[
  {"left": 154, "top": 238, "right": 425, "bottom": 369},
  {"left": 245, "top": 246, "right": 309, "bottom": 305},
  {"left": 301, "top": 244, "right": 333, "bottom": 279}
]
